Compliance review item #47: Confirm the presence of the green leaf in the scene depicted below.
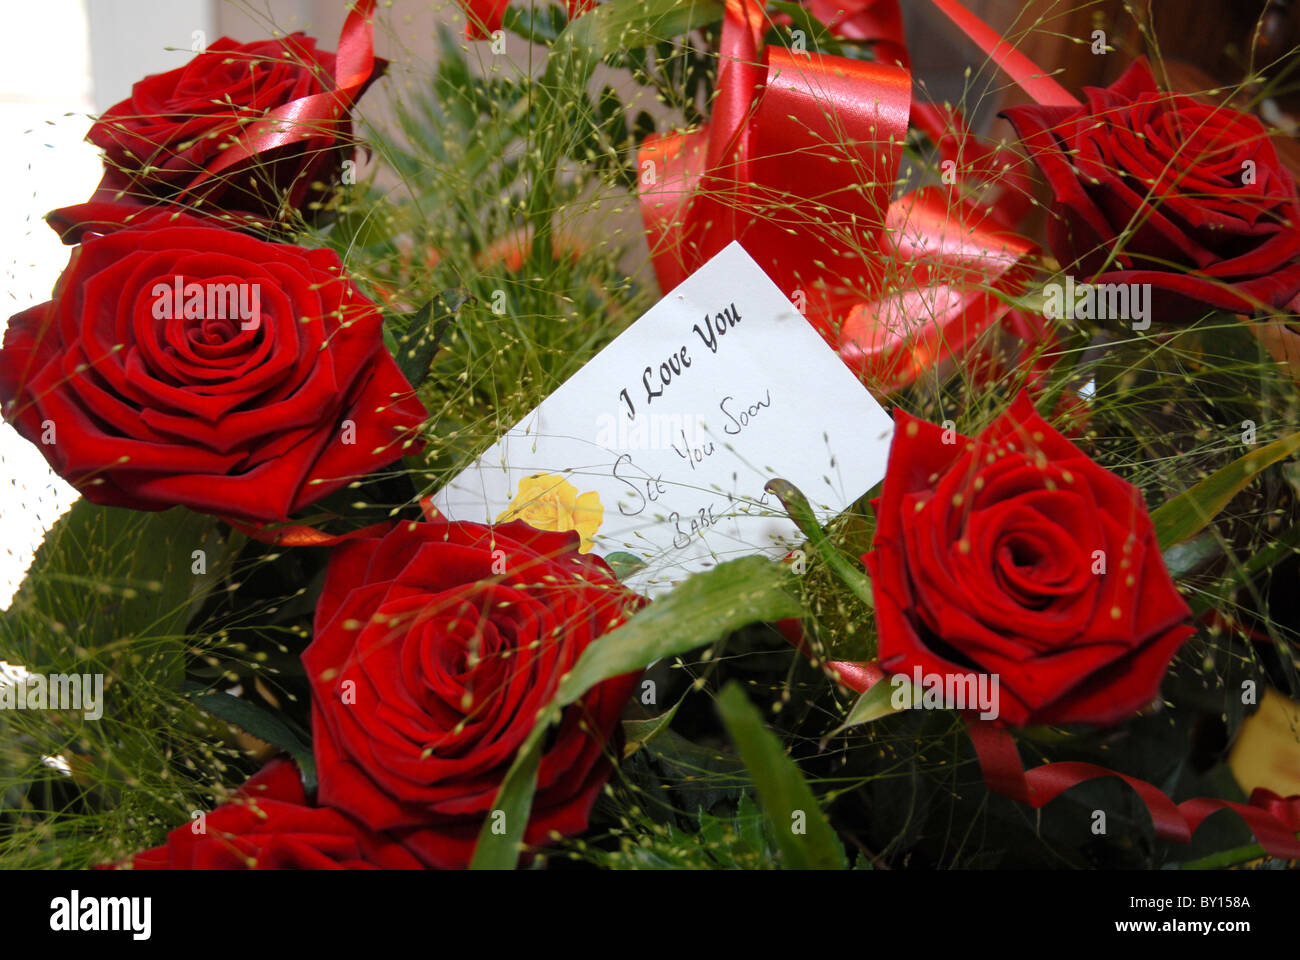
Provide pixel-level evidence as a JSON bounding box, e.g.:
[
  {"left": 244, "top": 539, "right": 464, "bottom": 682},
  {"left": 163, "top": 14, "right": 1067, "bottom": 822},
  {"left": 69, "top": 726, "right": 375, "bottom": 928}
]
[
  {"left": 1151, "top": 429, "right": 1300, "bottom": 548},
  {"left": 603, "top": 550, "right": 647, "bottom": 580},
  {"left": 4, "top": 501, "right": 225, "bottom": 687},
  {"left": 767, "top": 1, "right": 844, "bottom": 56},
  {"left": 639, "top": 724, "right": 748, "bottom": 814},
  {"left": 393, "top": 290, "right": 467, "bottom": 389},
  {"left": 575, "top": 0, "right": 724, "bottom": 54},
  {"left": 621, "top": 690, "right": 687, "bottom": 758},
  {"left": 695, "top": 792, "right": 772, "bottom": 866},
  {"left": 1175, "top": 842, "right": 1274, "bottom": 870},
  {"left": 733, "top": 793, "right": 768, "bottom": 858},
  {"left": 821, "top": 677, "right": 906, "bottom": 745},
  {"left": 554, "top": 556, "right": 801, "bottom": 705},
  {"left": 191, "top": 691, "right": 317, "bottom": 794},
  {"left": 328, "top": 204, "right": 390, "bottom": 252},
  {"left": 715, "top": 683, "right": 847, "bottom": 869},
  {"left": 1160, "top": 531, "right": 1221, "bottom": 579},
  {"left": 765, "top": 477, "right": 873, "bottom": 609},
  {"left": 501, "top": 3, "right": 569, "bottom": 44},
  {"left": 469, "top": 554, "right": 803, "bottom": 869}
]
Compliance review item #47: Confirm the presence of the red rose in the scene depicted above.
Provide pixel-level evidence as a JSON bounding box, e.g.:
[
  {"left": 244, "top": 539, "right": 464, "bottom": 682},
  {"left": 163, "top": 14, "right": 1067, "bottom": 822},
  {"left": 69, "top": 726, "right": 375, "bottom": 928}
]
[
  {"left": 863, "top": 393, "right": 1193, "bottom": 727},
  {"left": 0, "top": 213, "right": 426, "bottom": 522},
  {"left": 303, "top": 519, "right": 639, "bottom": 869},
  {"left": 49, "top": 29, "right": 384, "bottom": 242},
  {"left": 1002, "top": 58, "right": 1300, "bottom": 320},
  {"left": 120, "top": 759, "right": 421, "bottom": 869}
]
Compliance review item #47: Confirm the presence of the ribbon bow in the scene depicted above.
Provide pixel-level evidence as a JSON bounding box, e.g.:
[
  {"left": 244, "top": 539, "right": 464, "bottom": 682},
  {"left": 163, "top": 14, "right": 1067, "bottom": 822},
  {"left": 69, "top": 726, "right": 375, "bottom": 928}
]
[
  {"left": 182, "top": 0, "right": 381, "bottom": 197},
  {"left": 637, "top": 0, "right": 1035, "bottom": 390}
]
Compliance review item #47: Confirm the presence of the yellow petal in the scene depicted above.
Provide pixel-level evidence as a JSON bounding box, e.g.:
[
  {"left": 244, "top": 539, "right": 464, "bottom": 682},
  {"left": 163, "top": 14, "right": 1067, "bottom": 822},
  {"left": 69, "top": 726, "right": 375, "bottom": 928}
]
[{"left": 1229, "top": 686, "right": 1300, "bottom": 798}]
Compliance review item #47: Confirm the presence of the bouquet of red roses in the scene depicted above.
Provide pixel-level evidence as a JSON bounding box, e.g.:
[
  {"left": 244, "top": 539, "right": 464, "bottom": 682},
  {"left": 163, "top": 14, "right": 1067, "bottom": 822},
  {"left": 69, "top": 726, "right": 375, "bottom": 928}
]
[{"left": 2, "top": 0, "right": 1298, "bottom": 875}]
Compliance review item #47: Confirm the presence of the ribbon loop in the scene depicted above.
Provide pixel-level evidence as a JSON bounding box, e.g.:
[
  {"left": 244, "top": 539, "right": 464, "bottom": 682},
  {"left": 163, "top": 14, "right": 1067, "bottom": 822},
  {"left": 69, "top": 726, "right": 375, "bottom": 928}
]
[{"left": 637, "top": 0, "right": 1035, "bottom": 390}]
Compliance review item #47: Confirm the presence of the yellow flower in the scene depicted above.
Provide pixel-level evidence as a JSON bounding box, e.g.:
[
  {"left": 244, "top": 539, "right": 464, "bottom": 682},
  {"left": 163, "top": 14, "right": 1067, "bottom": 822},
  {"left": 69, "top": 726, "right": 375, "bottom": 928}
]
[
  {"left": 495, "top": 473, "right": 604, "bottom": 553},
  {"left": 1229, "top": 686, "right": 1300, "bottom": 799}
]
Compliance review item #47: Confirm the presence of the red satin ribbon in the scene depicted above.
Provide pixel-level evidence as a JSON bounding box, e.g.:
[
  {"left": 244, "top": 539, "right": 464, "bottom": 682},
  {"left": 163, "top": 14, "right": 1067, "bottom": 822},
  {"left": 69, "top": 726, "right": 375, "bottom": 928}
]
[
  {"left": 1249, "top": 788, "right": 1300, "bottom": 831},
  {"left": 779, "top": 540, "right": 1288, "bottom": 848},
  {"left": 814, "top": 3, "right": 1033, "bottom": 228},
  {"left": 811, "top": 0, "right": 908, "bottom": 67},
  {"left": 923, "top": 0, "right": 1080, "bottom": 109},
  {"left": 775, "top": 618, "right": 885, "bottom": 691},
  {"left": 966, "top": 718, "right": 1300, "bottom": 860},
  {"left": 180, "top": 0, "right": 379, "bottom": 199},
  {"left": 637, "top": 0, "right": 1036, "bottom": 390},
  {"left": 796, "top": 650, "right": 1299, "bottom": 858}
]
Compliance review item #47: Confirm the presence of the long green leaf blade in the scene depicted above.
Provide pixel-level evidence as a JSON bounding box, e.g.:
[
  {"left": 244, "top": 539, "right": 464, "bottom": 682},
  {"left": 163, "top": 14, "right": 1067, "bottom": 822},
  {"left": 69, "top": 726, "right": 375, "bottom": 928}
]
[
  {"left": 716, "top": 683, "right": 847, "bottom": 870},
  {"left": 1151, "top": 429, "right": 1300, "bottom": 548},
  {"left": 469, "top": 554, "right": 803, "bottom": 869},
  {"left": 192, "top": 692, "right": 318, "bottom": 794}
]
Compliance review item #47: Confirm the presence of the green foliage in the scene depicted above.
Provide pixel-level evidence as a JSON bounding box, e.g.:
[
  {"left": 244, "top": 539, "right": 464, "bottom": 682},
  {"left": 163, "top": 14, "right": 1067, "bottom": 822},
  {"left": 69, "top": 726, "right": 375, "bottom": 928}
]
[
  {"left": 574, "top": 793, "right": 777, "bottom": 869},
  {"left": 470, "top": 554, "right": 803, "bottom": 868},
  {"left": 189, "top": 691, "right": 316, "bottom": 794},
  {"left": 822, "top": 677, "right": 906, "bottom": 742},
  {"left": 0, "top": 502, "right": 250, "bottom": 867},
  {"left": 716, "top": 683, "right": 848, "bottom": 869},
  {"left": 1152, "top": 427, "right": 1300, "bottom": 548},
  {"left": 391, "top": 289, "right": 468, "bottom": 390}
]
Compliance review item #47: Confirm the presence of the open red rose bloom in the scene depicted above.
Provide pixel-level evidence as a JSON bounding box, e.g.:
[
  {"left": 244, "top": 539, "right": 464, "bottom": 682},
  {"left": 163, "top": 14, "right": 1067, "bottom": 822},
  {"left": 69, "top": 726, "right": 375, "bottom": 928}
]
[
  {"left": 49, "top": 20, "right": 385, "bottom": 242},
  {"left": 864, "top": 394, "right": 1195, "bottom": 727},
  {"left": 1002, "top": 58, "right": 1300, "bottom": 320},
  {"left": 303, "top": 519, "right": 640, "bottom": 868},
  {"left": 0, "top": 213, "right": 427, "bottom": 523}
]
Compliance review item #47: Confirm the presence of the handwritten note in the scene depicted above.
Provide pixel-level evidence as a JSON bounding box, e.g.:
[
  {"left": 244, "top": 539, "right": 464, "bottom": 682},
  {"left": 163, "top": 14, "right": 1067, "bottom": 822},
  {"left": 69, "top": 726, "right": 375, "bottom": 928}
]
[{"left": 431, "top": 242, "right": 895, "bottom": 595}]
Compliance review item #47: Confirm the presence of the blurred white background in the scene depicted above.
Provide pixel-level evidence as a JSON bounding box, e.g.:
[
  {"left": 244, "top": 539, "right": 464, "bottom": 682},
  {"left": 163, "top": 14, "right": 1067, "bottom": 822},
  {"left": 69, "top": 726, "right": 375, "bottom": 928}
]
[
  {"left": 0, "top": 1, "right": 232, "bottom": 607},
  {"left": 0, "top": 0, "right": 96, "bottom": 608}
]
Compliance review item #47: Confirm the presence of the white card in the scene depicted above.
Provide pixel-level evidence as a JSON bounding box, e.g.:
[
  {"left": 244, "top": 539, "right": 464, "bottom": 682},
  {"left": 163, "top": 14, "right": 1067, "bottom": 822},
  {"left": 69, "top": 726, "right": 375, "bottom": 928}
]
[{"left": 431, "top": 242, "right": 895, "bottom": 596}]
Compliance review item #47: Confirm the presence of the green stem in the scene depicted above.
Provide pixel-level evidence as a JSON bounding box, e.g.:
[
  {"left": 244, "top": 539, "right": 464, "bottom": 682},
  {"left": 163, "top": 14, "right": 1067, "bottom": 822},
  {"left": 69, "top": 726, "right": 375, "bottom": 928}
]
[
  {"left": 765, "top": 478, "right": 874, "bottom": 609},
  {"left": 1176, "top": 843, "right": 1276, "bottom": 870}
]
